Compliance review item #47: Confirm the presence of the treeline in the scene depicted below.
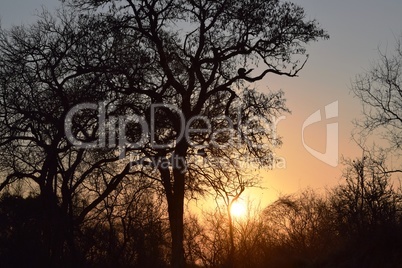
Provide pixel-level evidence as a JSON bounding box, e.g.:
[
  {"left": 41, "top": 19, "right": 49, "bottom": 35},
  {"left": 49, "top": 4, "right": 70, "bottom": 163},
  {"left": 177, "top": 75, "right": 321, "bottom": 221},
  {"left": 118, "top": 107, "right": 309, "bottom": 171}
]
[{"left": 1, "top": 154, "right": 402, "bottom": 268}]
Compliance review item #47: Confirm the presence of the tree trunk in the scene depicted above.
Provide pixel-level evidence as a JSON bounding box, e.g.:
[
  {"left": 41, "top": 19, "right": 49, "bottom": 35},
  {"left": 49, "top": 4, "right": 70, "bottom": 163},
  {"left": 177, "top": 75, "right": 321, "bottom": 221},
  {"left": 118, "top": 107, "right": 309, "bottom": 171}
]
[
  {"left": 227, "top": 204, "right": 235, "bottom": 268},
  {"left": 40, "top": 151, "right": 64, "bottom": 267},
  {"left": 160, "top": 149, "right": 187, "bottom": 268},
  {"left": 41, "top": 192, "right": 64, "bottom": 267},
  {"left": 168, "top": 193, "right": 185, "bottom": 268}
]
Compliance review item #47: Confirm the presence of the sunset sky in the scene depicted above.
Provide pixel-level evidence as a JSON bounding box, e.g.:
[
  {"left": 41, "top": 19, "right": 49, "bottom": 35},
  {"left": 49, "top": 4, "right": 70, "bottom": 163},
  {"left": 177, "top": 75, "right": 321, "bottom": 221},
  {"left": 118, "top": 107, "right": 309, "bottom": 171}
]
[{"left": 1, "top": 0, "right": 402, "bottom": 207}]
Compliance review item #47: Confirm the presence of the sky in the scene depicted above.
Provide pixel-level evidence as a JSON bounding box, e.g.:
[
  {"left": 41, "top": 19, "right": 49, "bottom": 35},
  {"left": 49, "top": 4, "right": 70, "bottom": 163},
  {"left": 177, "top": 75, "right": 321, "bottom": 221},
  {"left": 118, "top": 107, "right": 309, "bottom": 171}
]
[
  {"left": 261, "top": 0, "right": 402, "bottom": 202},
  {"left": 1, "top": 0, "right": 402, "bottom": 207}
]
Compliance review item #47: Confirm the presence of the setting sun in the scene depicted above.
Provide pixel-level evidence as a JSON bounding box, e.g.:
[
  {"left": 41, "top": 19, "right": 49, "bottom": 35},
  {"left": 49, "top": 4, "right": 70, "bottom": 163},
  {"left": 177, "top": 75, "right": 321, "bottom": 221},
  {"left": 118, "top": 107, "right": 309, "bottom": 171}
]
[{"left": 230, "top": 200, "right": 247, "bottom": 218}]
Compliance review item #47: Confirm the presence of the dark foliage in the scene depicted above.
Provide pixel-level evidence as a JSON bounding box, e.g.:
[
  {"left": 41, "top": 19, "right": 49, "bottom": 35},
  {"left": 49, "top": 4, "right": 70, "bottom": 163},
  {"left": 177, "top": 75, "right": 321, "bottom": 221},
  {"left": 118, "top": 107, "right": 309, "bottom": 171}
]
[{"left": 0, "top": 194, "right": 48, "bottom": 267}]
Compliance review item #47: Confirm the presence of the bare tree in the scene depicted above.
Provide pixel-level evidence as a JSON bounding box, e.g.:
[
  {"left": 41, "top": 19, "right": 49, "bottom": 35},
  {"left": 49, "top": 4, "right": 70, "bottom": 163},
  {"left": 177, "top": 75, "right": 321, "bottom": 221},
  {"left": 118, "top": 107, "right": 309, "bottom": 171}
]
[
  {"left": 263, "top": 189, "right": 335, "bottom": 266},
  {"left": 352, "top": 35, "right": 402, "bottom": 172},
  {"left": 80, "top": 180, "right": 170, "bottom": 267},
  {"left": 331, "top": 154, "right": 402, "bottom": 238},
  {"left": 0, "top": 0, "right": 329, "bottom": 266},
  {"left": 60, "top": 0, "right": 329, "bottom": 266},
  {"left": 195, "top": 157, "right": 259, "bottom": 267},
  {"left": 183, "top": 212, "right": 205, "bottom": 266},
  {"left": 192, "top": 208, "right": 230, "bottom": 267},
  {"left": 231, "top": 201, "right": 268, "bottom": 268},
  {"left": 0, "top": 9, "right": 152, "bottom": 265},
  {"left": 184, "top": 200, "right": 269, "bottom": 268}
]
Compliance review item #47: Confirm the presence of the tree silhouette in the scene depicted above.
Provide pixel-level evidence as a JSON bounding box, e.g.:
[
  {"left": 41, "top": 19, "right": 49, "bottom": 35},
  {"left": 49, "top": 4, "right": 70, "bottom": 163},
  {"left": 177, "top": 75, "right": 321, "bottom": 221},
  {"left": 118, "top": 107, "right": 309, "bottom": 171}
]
[
  {"left": 326, "top": 155, "right": 402, "bottom": 267},
  {"left": 79, "top": 184, "right": 169, "bottom": 267},
  {"left": 352, "top": 35, "right": 402, "bottom": 173},
  {"left": 196, "top": 157, "right": 259, "bottom": 267},
  {"left": 263, "top": 189, "right": 335, "bottom": 265},
  {"left": 63, "top": 1, "right": 328, "bottom": 266},
  {"left": 0, "top": 10, "right": 150, "bottom": 266},
  {"left": 0, "top": 193, "right": 47, "bottom": 267},
  {"left": 1, "top": 0, "right": 328, "bottom": 266},
  {"left": 331, "top": 155, "right": 402, "bottom": 238}
]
